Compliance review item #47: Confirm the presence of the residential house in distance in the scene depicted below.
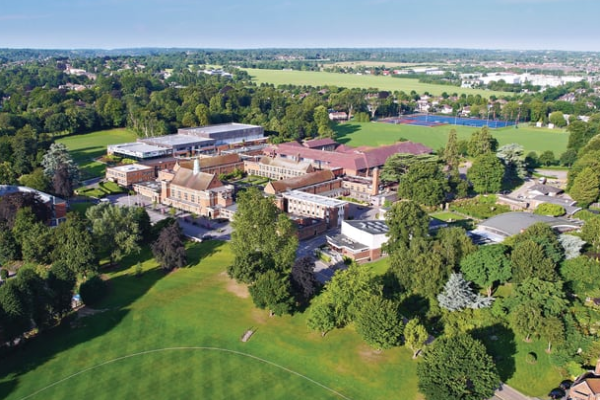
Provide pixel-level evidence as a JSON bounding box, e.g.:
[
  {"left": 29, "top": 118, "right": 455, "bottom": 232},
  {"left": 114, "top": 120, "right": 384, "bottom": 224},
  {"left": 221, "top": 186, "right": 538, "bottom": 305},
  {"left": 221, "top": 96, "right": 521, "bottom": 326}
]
[
  {"left": 244, "top": 156, "right": 314, "bottom": 181},
  {"left": 105, "top": 164, "right": 155, "bottom": 187},
  {"left": 328, "top": 111, "right": 348, "bottom": 122}
]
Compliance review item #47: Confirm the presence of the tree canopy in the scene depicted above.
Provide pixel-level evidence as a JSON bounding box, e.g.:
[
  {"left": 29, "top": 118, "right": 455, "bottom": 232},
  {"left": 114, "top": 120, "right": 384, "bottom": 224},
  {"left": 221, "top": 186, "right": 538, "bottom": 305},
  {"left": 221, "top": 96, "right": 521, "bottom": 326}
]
[{"left": 417, "top": 333, "right": 500, "bottom": 400}]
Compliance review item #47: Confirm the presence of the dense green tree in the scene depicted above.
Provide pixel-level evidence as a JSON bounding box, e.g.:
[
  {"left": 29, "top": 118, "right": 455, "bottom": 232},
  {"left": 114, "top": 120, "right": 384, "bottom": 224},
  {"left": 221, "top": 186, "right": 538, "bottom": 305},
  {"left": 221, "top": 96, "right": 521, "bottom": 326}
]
[
  {"left": 467, "top": 126, "right": 497, "bottom": 157},
  {"left": 559, "top": 149, "right": 578, "bottom": 167},
  {"left": 384, "top": 200, "right": 429, "bottom": 253},
  {"left": 444, "top": 129, "right": 460, "bottom": 172},
  {"left": 0, "top": 225, "right": 20, "bottom": 265},
  {"left": 390, "top": 237, "right": 449, "bottom": 297},
  {"left": 417, "top": 334, "right": 500, "bottom": 400},
  {"left": 511, "top": 239, "right": 557, "bottom": 283},
  {"left": 567, "top": 120, "right": 595, "bottom": 151},
  {"left": 570, "top": 167, "right": 600, "bottom": 208},
  {"left": 560, "top": 256, "right": 600, "bottom": 298},
  {"left": 307, "top": 297, "right": 337, "bottom": 337},
  {"left": 355, "top": 294, "right": 404, "bottom": 350},
  {"left": 151, "top": 221, "right": 187, "bottom": 271},
  {"left": 47, "top": 261, "right": 77, "bottom": 318},
  {"left": 549, "top": 111, "right": 567, "bottom": 128},
  {"left": 534, "top": 203, "right": 566, "bottom": 217},
  {"left": 229, "top": 188, "right": 297, "bottom": 283},
  {"left": 538, "top": 150, "right": 556, "bottom": 167},
  {"left": 86, "top": 203, "right": 141, "bottom": 266},
  {"left": 316, "top": 262, "right": 377, "bottom": 328},
  {"left": 380, "top": 153, "right": 438, "bottom": 183},
  {"left": 467, "top": 153, "right": 504, "bottom": 194},
  {"left": 0, "top": 162, "right": 17, "bottom": 185},
  {"left": 0, "top": 192, "right": 50, "bottom": 228},
  {"left": 460, "top": 244, "right": 511, "bottom": 296},
  {"left": 52, "top": 213, "right": 97, "bottom": 276},
  {"left": 404, "top": 318, "right": 429, "bottom": 358},
  {"left": 567, "top": 150, "right": 600, "bottom": 191},
  {"left": 581, "top": 216, "right": 600, "bottom": 252},
  {"left": 0, "top": 280, "right": 30, "bottom": 343},
  {"left": 18, "top": 168, "right": 50, "bottom": 193},
  {"left": 249, "top": 270, "right": 294, "bottom": 316},
  {"left": 398, "top": 161, "right": 448, "bottom": 206},
  {"left": 434, "top": 227, "right": 477, "bottom": 270}
]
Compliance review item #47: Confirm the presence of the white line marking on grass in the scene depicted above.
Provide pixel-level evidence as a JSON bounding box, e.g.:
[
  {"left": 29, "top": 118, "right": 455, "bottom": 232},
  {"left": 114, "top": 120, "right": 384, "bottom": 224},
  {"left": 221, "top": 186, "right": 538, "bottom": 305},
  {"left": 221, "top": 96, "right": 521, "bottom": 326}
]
[{"left": 18, "top": 347, "right": 352, "bottom": 400}]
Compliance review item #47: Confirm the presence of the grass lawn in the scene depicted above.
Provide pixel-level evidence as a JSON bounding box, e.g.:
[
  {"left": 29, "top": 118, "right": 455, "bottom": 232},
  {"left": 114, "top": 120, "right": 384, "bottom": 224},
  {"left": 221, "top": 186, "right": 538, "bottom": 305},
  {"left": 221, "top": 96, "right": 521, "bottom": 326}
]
[
  {"left": 430, "top": 211, "right": 467, "bottom": 222},
  {"left": 244, "top": 68, "right": 507, "bottom": 97},
  {"left": 334, "top": 122, "right": 569, "bottom": 155},
  {"left": 0, "top": 242, "right": 419, "bottom": 400},
  {"left": 57, "top": 129, "right": 137, "bottom": 180}
]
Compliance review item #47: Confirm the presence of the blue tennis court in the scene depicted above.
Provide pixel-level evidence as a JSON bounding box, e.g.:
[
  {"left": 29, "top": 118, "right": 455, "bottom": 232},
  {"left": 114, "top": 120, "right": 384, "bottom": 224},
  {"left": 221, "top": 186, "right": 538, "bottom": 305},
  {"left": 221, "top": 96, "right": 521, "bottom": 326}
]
[{"left": 380, "top": 115, "right": 516, "bottom": 129}]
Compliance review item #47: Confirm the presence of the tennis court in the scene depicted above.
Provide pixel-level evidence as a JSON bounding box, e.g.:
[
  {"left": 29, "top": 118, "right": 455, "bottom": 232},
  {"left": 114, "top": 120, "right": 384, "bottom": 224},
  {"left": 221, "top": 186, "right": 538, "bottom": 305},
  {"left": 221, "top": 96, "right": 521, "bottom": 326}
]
[{"left": 380, "top": 114, "right": 516, "bottom": 129}]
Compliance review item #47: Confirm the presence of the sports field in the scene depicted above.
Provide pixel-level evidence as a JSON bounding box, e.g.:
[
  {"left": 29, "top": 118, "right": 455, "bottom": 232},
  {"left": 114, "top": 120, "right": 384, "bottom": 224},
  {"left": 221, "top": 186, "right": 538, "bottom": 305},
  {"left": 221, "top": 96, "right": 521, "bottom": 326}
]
[
  {"left": 0, "top": 241, "right": 563, "bottom": 399},
  {"left": 334, "top": 122, "right": 569, "bottom": 155},
  {"left": 244, "top": 68, "right": 507, "bottom": 97},
  {"left": 0, "top": 242, "right": 418, "bottom": 400},
  {"left": 57, "top": 129, "right": 137, "bottom": 180}
]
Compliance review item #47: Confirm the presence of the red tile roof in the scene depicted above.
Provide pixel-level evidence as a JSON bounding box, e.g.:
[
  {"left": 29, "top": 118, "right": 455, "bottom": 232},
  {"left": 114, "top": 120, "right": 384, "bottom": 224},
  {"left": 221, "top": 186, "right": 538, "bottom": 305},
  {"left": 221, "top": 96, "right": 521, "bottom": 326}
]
[
  {"left": 265, "top": 170, "right": 336, "bottom": 194},
  {"left": 269, "top": 141, "right": 431, "bottom": 173},
  {"left": 303, "top": 138, "right": 338, "bottom": 148}
]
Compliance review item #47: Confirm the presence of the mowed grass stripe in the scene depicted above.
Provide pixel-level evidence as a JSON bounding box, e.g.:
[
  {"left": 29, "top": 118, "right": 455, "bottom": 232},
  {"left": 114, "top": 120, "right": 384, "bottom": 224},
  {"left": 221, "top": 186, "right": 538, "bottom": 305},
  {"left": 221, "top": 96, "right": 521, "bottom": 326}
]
[
  {"left": 244, "top": 68, "right": 508, "bottom": 97},
  {"left": 19, "top": 348, "right": 351, "bottom": 400}
]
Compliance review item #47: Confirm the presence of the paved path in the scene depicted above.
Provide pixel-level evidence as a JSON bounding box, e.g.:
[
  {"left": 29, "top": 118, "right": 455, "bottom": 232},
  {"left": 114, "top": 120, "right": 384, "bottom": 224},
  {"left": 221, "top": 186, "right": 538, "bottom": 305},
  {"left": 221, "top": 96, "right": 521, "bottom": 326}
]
[{"left": 493, "top": 383, "right": 537, "bottom": 400}]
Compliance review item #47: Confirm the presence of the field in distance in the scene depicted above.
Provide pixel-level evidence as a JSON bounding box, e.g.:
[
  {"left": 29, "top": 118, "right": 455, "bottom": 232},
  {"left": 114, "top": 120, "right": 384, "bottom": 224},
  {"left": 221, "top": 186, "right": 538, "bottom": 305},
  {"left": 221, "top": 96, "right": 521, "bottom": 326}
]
[
  {"left": 243, "top": 68, "right": 507, "bottom": 97},
  {"left": 334, "top": 122, "right": 569, "bottom": 155}
]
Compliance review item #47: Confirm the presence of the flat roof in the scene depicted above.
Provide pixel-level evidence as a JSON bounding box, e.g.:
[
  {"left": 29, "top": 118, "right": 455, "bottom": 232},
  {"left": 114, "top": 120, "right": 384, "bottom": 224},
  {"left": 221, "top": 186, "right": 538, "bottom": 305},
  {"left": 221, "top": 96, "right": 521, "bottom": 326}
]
[
  {"left": 180, "top": 123, "right": 261, "bottom": 135},
  {"left": 111, "top": 164, "right": 153, "bottom": 172},
  {"left": 283, "top": 190, "right": 347, "bottom": 208},
  {"left": 344, "top": 220, "right": 390, "bottom": 235},
  {"left": 477, "top": 211, "right": 581, "bottom": 238},
  {"left": 109, "top": 142, "right": 166, "bottom": 153},
  {"left": 327, "top": 233, "right": 370, "bottom": 252},
  {"left": 141, "top": 134, "right": 215, "bottom": 147}
]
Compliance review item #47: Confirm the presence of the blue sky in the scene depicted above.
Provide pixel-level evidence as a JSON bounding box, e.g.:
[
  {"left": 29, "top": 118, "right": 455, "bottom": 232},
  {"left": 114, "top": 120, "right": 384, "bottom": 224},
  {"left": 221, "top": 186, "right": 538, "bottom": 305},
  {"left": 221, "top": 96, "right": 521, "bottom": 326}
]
[{"left": 1, "top": 0, "right": 598, "bottom": 51}]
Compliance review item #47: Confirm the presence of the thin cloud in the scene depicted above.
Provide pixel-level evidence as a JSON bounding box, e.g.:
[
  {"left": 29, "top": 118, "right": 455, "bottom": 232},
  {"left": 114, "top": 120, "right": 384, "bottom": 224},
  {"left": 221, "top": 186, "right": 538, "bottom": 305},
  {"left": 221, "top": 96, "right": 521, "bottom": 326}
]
[{"left": 0, "top": 14, "right": 51, "bottom": 21}]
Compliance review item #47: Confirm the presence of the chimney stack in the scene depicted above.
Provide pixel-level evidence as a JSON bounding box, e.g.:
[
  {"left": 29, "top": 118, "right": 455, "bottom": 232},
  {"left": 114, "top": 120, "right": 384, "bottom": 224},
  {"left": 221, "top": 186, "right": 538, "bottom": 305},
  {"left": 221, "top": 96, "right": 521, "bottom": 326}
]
[
  {"left": 193, "top": 158, "right": 200, "bottom": 176},
  {"left": 371, "top": 167, "right": 380, "bottom": 196},
  {"left": 595, "top": 358, "right": 600, "bottom": 375}
]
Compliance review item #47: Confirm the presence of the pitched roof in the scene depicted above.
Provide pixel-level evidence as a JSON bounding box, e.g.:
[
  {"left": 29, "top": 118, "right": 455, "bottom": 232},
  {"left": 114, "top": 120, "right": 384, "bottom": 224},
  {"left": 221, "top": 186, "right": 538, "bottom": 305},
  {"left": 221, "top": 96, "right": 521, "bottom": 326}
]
[
  {"left": 170, "top": 169, "right": 219, "bottom": 191},
  {"left": 270, "top": 141, "right": 431, "bottom": 173},
  {"left": 179, "top": 154, "right": 241, "bottom": 170},
  {"left": 303, "top": 138, "right": 338, "bottom": 148},
  {"left": 528, "top": 184, "right": 563, "bottom": 195},
  {"left": 259, "top": 155, "right": 313, "bottom": 171},
  {"left": 266, "top": 170, "right": 335, "bottom": 194}
]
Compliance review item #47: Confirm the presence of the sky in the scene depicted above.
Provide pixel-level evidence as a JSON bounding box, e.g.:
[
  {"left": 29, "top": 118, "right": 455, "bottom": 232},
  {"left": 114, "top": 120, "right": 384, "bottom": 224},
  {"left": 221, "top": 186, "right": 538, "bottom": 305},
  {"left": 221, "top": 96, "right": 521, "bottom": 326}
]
[{"left": 0, "top": 0, "right": 598, "bottom": 51}]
